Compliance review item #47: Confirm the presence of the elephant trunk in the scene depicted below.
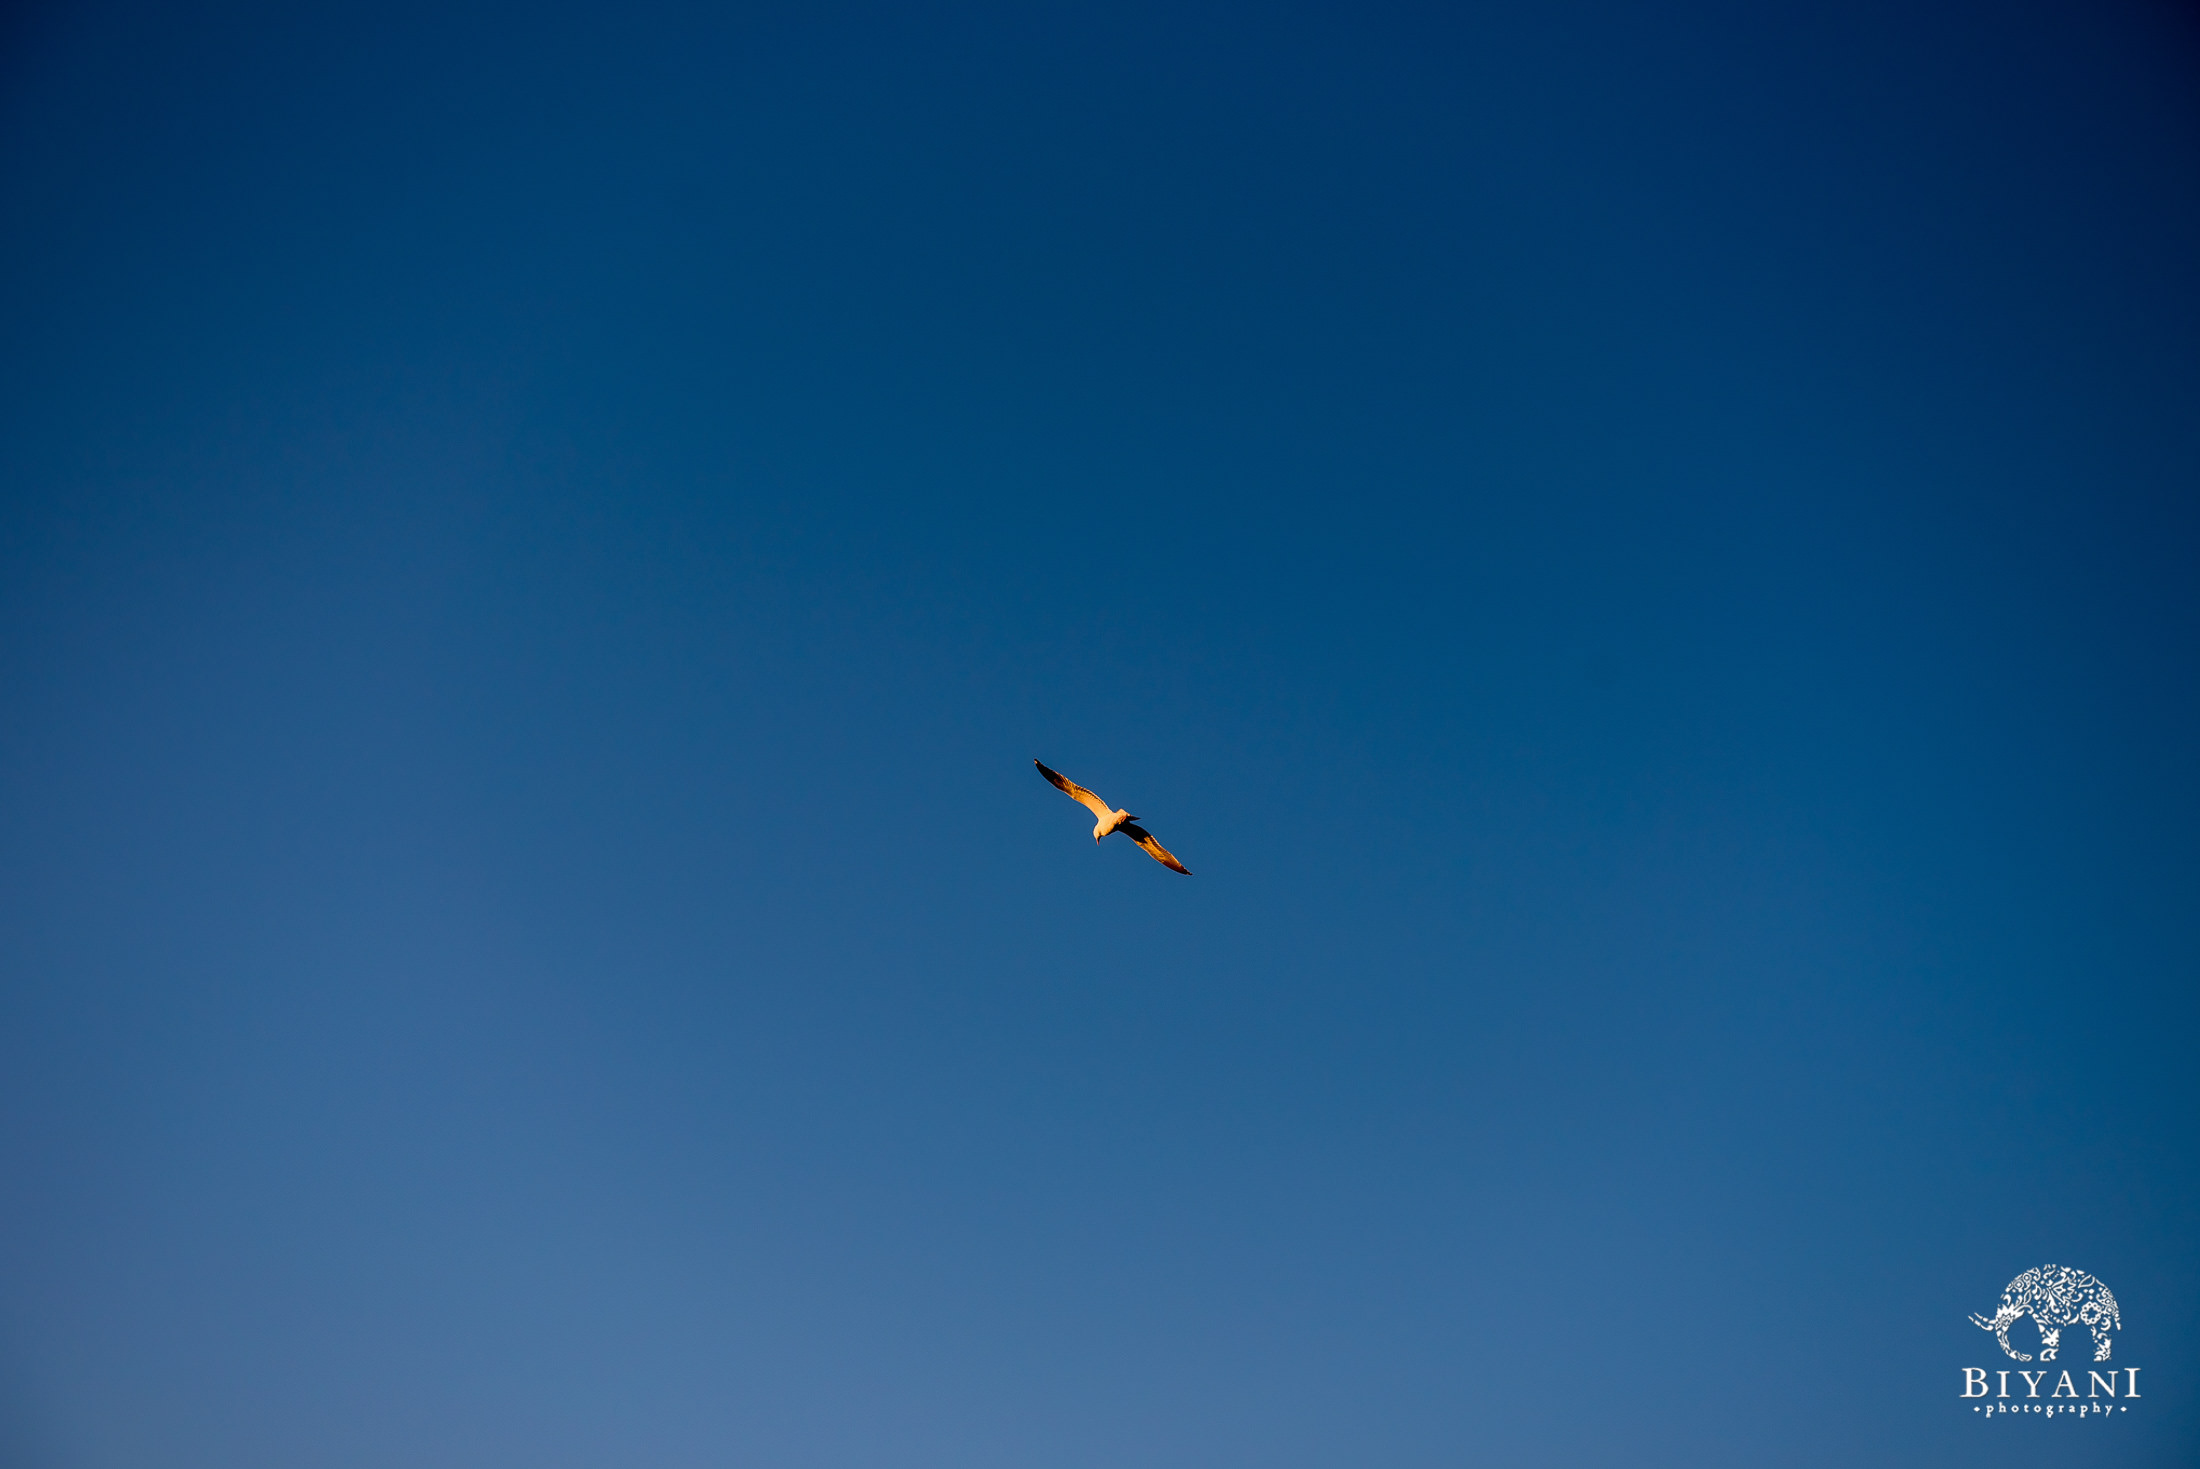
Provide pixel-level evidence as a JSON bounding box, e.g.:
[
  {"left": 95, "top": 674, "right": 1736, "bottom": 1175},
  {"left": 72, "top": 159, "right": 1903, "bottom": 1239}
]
[{"left": 1971, "top": 1308, "right": 2029, "bottom": 1361}]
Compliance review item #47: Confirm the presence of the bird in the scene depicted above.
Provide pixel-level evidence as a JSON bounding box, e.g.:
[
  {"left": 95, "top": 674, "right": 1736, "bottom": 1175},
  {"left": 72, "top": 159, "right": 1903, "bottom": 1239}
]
[{"left": 1033, "top": 760, "right": 1191, "bottom": 874}]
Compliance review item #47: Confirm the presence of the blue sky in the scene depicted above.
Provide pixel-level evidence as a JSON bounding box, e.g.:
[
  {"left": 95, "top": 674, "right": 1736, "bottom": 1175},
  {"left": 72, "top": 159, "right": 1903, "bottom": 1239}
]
[{"left": 2, "top": 0, "right": 2197, "bottom": 1463}]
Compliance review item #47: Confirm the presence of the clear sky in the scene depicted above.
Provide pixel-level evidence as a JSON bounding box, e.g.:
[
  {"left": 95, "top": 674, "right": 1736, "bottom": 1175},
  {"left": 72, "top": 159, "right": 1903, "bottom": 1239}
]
[{"left": 2, "top": 0, "right": 2197, "bottom": 1464}]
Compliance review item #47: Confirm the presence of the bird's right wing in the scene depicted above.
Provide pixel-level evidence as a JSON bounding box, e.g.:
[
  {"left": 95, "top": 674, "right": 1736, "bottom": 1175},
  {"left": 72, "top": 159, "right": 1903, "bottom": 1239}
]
[
  {"left": 1035, "top": 760, "right": 1114, "bottom": 819},
  {"left": 1120, "top": 823, "right": 1191, "bottom": 875}
]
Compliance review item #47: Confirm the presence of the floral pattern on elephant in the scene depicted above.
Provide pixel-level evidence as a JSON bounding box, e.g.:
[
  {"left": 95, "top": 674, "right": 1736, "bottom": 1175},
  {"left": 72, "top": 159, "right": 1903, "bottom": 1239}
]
[{"left": 1970, "top": 1265, "right": 2120, "bottom": 1363}]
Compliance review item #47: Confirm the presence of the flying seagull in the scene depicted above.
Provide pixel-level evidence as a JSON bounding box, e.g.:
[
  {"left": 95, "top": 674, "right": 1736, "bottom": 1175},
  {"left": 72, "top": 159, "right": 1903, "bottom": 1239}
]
[{"left": 1033, "top": 760, "right": 1192, "bottom": 874}]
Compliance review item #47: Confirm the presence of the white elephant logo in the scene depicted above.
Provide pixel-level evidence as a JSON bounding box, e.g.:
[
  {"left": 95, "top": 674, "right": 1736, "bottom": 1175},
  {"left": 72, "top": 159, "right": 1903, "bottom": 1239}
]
[{"left": 1970, "top": 1264, "right": 2121, "bottom": 1363}]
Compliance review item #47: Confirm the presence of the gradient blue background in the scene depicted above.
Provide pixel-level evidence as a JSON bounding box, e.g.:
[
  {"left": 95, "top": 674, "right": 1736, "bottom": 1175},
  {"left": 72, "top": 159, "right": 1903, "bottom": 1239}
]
[{"left": 2, "top": 0, "right": 2197, "bottom": 1463}]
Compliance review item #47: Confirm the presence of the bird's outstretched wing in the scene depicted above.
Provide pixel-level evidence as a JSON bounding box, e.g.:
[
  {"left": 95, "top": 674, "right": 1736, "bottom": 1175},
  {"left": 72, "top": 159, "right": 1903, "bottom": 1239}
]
[
  {"left": 1035, "top": 760, "right": 1113, "bottom": 820},
  {"left": 1121, "top": 823, "right": 1191, "bottom": 875}
]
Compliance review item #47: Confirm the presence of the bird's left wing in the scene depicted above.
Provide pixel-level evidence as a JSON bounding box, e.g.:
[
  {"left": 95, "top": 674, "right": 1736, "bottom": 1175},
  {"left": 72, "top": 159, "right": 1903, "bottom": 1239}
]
[
  {"left": 1034, "top": 760, "right": 1114, "bottom": 820},
  {"left": 1120, "top": 823, "right": 1191, "bottom": 875}
]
